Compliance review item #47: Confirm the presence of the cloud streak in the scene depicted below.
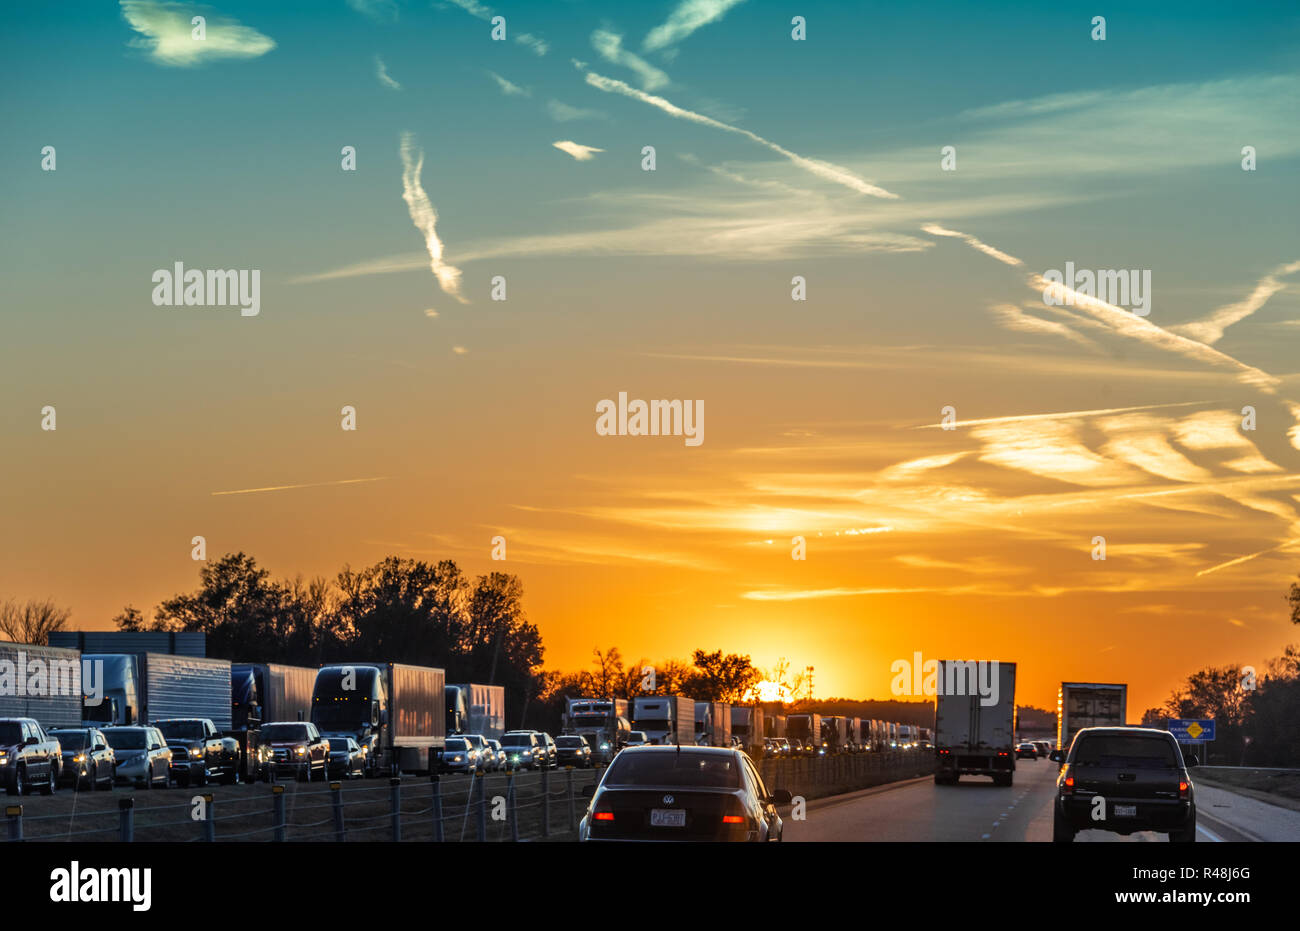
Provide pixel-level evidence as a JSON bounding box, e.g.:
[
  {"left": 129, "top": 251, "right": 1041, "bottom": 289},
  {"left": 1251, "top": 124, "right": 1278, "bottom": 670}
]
[
  {"left": 644, "top": 0, "right": 747, "bottom": 51},
  {"left": 375, "top": 55, "right": 401, "bottom": 90},
  {"left": 552, "top": 140, "right": 604, "bottom": 161},
  {"left": 583, "top": 71, "right": 900, "bottom": 199},
  {"left": 399, "top": 132, "right": 465, "bottom": 302},
  {"left": 1170, "top": 259, "right": 1300, "bottom": 344},
  {"left": 212, "top": 477, "right": 389, "bottom": 496}
]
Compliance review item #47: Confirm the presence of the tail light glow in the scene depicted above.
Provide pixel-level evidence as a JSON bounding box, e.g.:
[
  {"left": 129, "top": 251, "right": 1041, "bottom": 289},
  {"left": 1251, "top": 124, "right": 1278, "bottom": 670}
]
[
  {"left": 593, "top": 811, "right": 614, "bottom": 821},
  {"left": 722, "top": 814, "right": 744, "bottom": 824}
]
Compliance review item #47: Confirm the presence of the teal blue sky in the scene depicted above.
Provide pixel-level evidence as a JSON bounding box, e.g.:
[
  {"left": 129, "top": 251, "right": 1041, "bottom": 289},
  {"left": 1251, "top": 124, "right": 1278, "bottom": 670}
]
[{"left": 2, "top": 1, "right": 1299, "bottom": 709}]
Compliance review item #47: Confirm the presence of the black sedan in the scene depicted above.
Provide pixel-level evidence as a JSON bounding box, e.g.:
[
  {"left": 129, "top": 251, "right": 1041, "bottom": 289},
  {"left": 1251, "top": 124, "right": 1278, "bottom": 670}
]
[
  {"left": 579, "top": 746, "right": 790, "bottom": 842},
  {"left": 1015, "top": 741, "right": 1038, "bottom": 760},
  {"left": 554, "top": 735, "right": 594, "bottom": 768},
  {"left": 1052, "top": 726, "right": 1197, "bottom": 842},
  {"left": 49, "top": 727, "right": 115, "bottom": 790}
]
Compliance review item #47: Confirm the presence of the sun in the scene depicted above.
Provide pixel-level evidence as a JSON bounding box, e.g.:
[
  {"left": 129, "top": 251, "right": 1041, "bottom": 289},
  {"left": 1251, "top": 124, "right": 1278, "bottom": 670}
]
[{"left": 751, "top": 680, "right": 790, "bottom": 703}]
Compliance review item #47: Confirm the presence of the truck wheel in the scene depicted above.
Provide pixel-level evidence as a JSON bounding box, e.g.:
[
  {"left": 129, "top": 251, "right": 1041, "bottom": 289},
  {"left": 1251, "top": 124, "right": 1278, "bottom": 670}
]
[
  {"left": 14, "top": 766, "right": 28, "bottom": 796},
  {"left": 1052, "top": 807, "right": 1075, "bottom": 843},
  {"left": 40, "top": 766, "right": 55, "bottom": 795}
]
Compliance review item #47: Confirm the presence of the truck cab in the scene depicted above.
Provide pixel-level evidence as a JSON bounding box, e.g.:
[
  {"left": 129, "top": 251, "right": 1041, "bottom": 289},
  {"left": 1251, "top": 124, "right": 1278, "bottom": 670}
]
[
  {"left": 312, "top": 665, "right": 386, "bottom": 776},
  {"left": 154, "top": 718, "right": 240, "bottom": 786}
]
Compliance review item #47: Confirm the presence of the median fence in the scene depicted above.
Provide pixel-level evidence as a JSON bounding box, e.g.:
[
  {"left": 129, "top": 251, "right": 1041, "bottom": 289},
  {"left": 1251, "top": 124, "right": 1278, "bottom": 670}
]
[
  {"left": 2, "top": 751, "right": 935, "bottom": 842},
  {"left": 759, "top": 750, "right": 934, "bottom": 801}
]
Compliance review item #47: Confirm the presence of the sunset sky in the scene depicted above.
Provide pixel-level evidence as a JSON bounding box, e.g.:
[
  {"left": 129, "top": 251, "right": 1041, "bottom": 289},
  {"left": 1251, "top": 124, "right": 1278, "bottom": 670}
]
[{"left": 3, "top": 1, "right": 1299, "bottom": 715}]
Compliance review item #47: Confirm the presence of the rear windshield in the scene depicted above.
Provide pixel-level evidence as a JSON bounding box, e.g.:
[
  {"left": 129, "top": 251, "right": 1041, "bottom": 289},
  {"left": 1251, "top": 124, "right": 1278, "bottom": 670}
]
[
  {"left": 605, "top": 751, "right": 740, "bottom": 788},
  {"left": 327, "top": 738, "right": 351, "bottom": 750},
  {"left": 1074, "top": 735, "right": 1178, "bottom": 768}
]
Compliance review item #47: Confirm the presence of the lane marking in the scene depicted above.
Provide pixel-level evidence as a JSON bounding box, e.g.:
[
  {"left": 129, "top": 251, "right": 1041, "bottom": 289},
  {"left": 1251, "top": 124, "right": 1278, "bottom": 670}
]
[{"left": 1196, "top": 824, "right": 1223, "bottom": 842}]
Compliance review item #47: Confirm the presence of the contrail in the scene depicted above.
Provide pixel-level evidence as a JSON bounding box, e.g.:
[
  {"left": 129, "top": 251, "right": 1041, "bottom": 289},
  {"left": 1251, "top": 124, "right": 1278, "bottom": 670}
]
[
  {"left": 212, "top": 477, "right": 389, "bottom": 496},
  {"left": 914, "top": 400, "right": 1215, "bottom": 430},
  {"left": 399, "top": 132, "right": 465, "bottom": 302},
  {"left": 583, "top": 71, "right": 899, "bottom": 199}
]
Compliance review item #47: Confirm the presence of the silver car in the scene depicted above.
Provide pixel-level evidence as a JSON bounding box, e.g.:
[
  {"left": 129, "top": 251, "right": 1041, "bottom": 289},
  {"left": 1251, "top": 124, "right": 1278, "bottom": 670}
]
[
  {"left": 464, "top": 734, "right": 496, "bottom": 772},
  {"left": 486, "top": 739, "right": 507, "bottom": 771},
  {"left": 104, "top": 726, "right": 172, "bottom": 789}
]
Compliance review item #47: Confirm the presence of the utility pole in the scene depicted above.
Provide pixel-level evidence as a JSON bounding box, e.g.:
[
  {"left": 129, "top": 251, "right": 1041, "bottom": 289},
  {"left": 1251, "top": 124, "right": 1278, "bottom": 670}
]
[{"left": 806, "top": 666, "right": 815, "bottom": 702}]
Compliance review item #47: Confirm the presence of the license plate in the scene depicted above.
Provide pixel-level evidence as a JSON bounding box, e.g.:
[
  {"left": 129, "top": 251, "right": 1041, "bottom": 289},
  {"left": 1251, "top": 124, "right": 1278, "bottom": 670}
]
[
  {"left": 650, "top": 809, "right": 686, "bottom": 827},
  {"left": 1113, "top": 804, "right": 1137, "bottom": 817}
]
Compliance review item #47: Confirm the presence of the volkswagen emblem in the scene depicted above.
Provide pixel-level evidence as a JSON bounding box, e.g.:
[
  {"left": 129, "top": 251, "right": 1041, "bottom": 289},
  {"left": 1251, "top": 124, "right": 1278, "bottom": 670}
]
[{"left": 662, "top": 794, "right": 674, "bottom": 805}]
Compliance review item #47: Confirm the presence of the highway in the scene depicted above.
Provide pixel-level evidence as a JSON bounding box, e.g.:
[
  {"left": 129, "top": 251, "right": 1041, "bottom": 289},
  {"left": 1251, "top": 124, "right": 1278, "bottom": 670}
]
[{"left": 787, "top": 755, "right": 1300, "bottom": 842}]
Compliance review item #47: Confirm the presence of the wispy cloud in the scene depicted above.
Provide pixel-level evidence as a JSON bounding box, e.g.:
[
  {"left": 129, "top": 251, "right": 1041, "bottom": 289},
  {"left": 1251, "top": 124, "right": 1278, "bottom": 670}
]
[
  {"left": 591, "top": 30, "right": 669, "bottom": 90},
  {"left": 914, "top": 401, "right": 1214, "bottom": 430},
  {"left": 1170, "top": 259, "right": 1300, "bottom": 344},
  {"left": 988, "top": 302, "right": 1095, "bottom": 348},
  {"left": 552, "top": 140, "right": 604, "bottom": 161},
  {"left": 399, "top": 132, "right": 465, "bottom": 301},
  {"left": 487, "top": 71, "right": 529, "bottom": 96},
  {"left": 347, "top": 0, "right": 398, "bottom": 22},
  {"left": 583, "top": 71, "right": 899, "bottom": 199},
  {"left": 119, "top": 1, "right": 275, "bottom": 67},
  {"left": 921, "top": 223, "right": 1022, "bottom": 266},
  {"left": 742, "top": 587, "right": 939, "bottom": 601},
  {"left": 546, "top": 99, "right": 605, "bottom": 121},
  {"left": 212, "top": 477, "right": 388, "bottom": 496},
  {"left": 515, "top": 33, "right": 548, "bottom": 56},
  {"left": 644, "top": 0, "right": 747, "bottom": 51},
  {"left": 375, "top": 55, "right": 401, "bottom": 90}
]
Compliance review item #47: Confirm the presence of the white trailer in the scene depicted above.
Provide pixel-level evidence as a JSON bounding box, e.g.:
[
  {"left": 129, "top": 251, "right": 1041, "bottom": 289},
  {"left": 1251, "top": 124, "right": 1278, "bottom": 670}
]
[{"left": 933, "top": 660, "right": 1017, "bottom": 786}]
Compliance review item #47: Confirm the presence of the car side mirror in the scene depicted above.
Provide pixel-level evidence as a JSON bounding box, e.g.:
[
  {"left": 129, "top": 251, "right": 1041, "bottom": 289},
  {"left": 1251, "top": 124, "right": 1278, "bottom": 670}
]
[
  {"left": 1184, "top": 753, "right": 1198, "bottom": 767},
  {"left": 1048, "top": 750, "right": 1064, "bottom": 763},
  {"left": 770, "top": 789, "right": 793, "bottom": 805},
  {"left": 581, "top": 784, "right": 596, "bottom": 797},
  {"left": 25, "top": 736, "right": 38, "bottom": 746}
]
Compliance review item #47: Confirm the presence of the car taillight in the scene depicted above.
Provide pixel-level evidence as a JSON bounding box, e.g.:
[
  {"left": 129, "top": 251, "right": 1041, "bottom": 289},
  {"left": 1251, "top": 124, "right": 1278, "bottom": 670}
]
[
  {"left": 593, "top": 811, "right": 614, "bottom": 821},
  {"left": 1179, "top": 780, "right": 1189, "bottom": 798},
  {"left": 721, "top": 814, "right": 744, "bottom": 824},
  {"left": 1062, "top": 769, "right": 1074, "bottom": 795}
]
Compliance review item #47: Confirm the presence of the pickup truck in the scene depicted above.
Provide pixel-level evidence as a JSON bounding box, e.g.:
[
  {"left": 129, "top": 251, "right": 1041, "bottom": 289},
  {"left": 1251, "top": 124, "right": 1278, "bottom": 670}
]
[
  {"left": 154, "top": 718, "right": 240, "bottom": 786},
  {"left": 260, "top": 721, "right": 331, "bottom": 782}
]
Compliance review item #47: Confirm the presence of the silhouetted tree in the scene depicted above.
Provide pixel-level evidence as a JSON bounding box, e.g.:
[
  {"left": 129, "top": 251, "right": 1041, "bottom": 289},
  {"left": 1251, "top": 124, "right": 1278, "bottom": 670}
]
[{"left": 0, "top": 598, "right": 71, "bottom": 645}]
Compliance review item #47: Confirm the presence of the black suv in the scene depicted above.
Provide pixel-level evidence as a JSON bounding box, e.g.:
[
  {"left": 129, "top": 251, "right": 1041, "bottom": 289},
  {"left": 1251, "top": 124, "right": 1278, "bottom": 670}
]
[
  {"left": 1051, "top": 726, "right": 1197, "bottom": 843},
  {"left": 0, "top": 717, "right": 61, "bottom": 795}
]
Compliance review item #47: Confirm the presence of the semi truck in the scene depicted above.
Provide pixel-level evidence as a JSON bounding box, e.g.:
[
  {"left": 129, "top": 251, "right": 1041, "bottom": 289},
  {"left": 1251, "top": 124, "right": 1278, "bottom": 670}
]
[
  {"left": 632, "top": 695, "right": 695, "bottom": 746},
  {"left": 765, "top": 714, "right": 787, "bottom": 739},
  {"left": 563, "top": 697, "right": 630, "bottom": 762},
  {"left": 732, "top": 706, "right": 766, "bottom": 758},
  {"left": 311, "top": 662, "right": 445, "bottom": 775},
  {"left": 933, "top": 660, "right": 1017, "bottom": 786},
  {"left": 787, "top": 713, "right": 822, "bottom": 752},
  {"left": 230, "top": 663, "right": 316, "bottom": 780},
  {"left": 694, "top": 701, "right": 732, "bottom": 747},
  {"left": 821, "top": 716, "right": 847, "bottom": 752},
  {"left": 1057, "top": 682, "right": 1127, "bottom": 752},
  {"left": 81, "top": 653, "right": 231, "bottom": 730},
  {"left": 0, "top": 642, "right": 83, "bottom": 728},
  {"left": 448, "top": 683, "right": 506, "bottom": 739},
  {"left": 897, "top": 724, "right": 917, "bottom": 748}
]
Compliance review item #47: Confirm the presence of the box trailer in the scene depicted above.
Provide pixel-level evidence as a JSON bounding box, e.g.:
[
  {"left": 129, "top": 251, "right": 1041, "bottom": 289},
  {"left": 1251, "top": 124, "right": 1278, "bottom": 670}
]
[
  {"left": 449, "top": 683, "right": 506, "bottom": 739},
  {"left": 231, "top": 663, "right": 315, "bottom": 728},
  {"left": 766, "top": 714, "right": 786, "bottom": 739},
  {"left": 632, "top": 695, "right": 695, "bottom": 745},
  {"left": 787, "top": 713, "right": 822, "bottom": 751},
  {"left": 0, "top": 642, "right": 83, "bottom": 728},
  {"left": 81, "top": 653, "right": 231, "bottom": 730},
  {"left": 1057, "top": 682, "right": 1127, "bottom": 751},
  {"left": 934, "top": 660, "right": 1017, "bottom": 786},
  {"left": 312, "top": 662, "right": 445, "bottom": 775},
  {"left": 694, "top": 701, "right": 732, "bottom": 747},
  {"left": 732, "top": 706, "right": 766, "bottom": 758}
]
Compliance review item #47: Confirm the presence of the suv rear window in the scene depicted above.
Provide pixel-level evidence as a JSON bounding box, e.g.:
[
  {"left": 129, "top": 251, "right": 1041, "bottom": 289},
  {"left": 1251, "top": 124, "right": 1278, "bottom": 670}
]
[{"left": 1073, "top": 735, "right": 1178, "bottom": 768}]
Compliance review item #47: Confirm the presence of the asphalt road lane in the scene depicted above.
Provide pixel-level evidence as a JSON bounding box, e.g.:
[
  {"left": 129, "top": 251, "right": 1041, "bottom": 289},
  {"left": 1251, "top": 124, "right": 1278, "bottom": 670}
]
[{"left": 787, "top": 756, "right": 1271, "bottom": 842}]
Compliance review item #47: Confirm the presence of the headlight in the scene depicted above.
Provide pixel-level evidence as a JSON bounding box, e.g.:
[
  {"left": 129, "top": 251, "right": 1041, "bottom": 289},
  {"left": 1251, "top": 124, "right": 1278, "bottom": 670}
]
[
  {"left": 295, "top": 746, "right": 307, "bottom": 755},
  {"left": 600, "top": 743, "right": 610, "bottom": 751},
  {"left": 189, "top": 747, "right": 203, "bottom": 758},
  {"left": 74, "top": 754, "right": 86, "bottom": 763}
]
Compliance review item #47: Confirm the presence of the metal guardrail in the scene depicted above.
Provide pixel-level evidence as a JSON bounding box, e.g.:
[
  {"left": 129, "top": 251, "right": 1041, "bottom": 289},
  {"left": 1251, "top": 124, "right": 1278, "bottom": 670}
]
[{"left": 2, "top": 750, "right": 934, "bottom": 842}]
